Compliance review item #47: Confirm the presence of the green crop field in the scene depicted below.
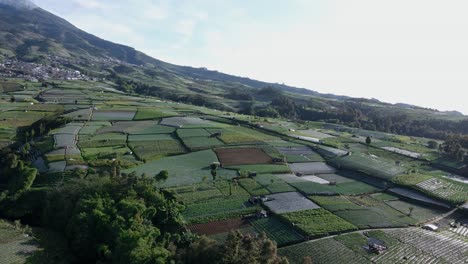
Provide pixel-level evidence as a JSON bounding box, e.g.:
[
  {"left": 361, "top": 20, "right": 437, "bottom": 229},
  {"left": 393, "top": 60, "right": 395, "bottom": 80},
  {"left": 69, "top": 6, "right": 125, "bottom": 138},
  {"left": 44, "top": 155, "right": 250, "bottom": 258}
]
[
  {"left": 81, "top": 145, "right": 132, "bottom": 160},
  {"left": 279, "top": 236, "right": 369, "bottom": 264},
  {"left": 227, "top": 164, "right": 291, "bottom": 174},
  {"left": 290, "top": 181, "right": 381, "bottom": 195},
  {"left": 177, "top": 128, "right": 211, "bottom": 138},
  {"left": 281, "top": 209, "right": 357, "bottom": 237},
  {"left": 181, "top": 137, "right": 225, "bottom": 150},
  {"left": 182, "top": 197, "right": 258, "bottom": 224},
  {"left": 123, "top": 150, "right": 238, "bottom": 187},
  {"left": 253, "top": 174, "right": 296, "bottom": 193},
  {"left": 238, "top": 178, "right": 270, "bottom": 195},
  {"left": 329, "top": 153, "right": 406, "bottom": 180},
  {"left": 79, "top": 133, "right": 127, "bottom": 147},
  {"left": 308, "top": 196, "right": 362, "bottom": 212},
  {"left": 334, "top": 203, "right": 417, "bottom": 229},
  {"left": 129, "top": 139, "right": 185, "bottom": 161},
  {"left": 251, "top": 217, "right": 304, "bottom": 246},
  {"left": 385, "top": 200, "right": 447, "bottom": 222},
  {"left": 133, "top": 108, "right": 177, "bottom": 120}
]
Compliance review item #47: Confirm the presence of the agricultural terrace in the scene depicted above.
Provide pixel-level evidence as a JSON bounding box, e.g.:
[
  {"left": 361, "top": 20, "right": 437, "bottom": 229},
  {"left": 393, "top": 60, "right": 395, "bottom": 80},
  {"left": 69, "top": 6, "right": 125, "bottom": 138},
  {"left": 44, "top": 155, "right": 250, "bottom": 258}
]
[
  {"left": 279, "top": 228, "right": 468, "bottom": 264},
  {"left": 2, "top": 80, "right": 466, "bottom": 263},
  {"left": 215, "top": 147, "right": 273, "bottom": 167}
]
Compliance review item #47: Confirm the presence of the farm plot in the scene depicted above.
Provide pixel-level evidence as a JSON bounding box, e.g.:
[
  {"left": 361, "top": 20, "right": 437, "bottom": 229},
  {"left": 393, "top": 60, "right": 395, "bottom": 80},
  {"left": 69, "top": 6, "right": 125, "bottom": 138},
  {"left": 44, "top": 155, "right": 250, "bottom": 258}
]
[
  {"left": 276, "top": 146, "right": 324, "bottom": 163},
  {"left": 123, "top": 150, "right": 238, "bottom": 187},
  {"left": 128, "top": 133, "right": 174, "bottom": 141},
  {"left": 177, "top": 128, "right": 211, "bottom": 138},
  {"left": 385, "top": 200, "right": 447, "bottom": 222},
  {"left": 181, "top": 137, "right": 225, "bottom": 150},
  {"left": 264, "top": 192, "right": 320, "bottom": 214},
  {"left": 279, "top": 236, "right": 369, "bottom": 264},
  {"left": 63, "top": 108, "right": 92, "bottom": 121},
  {"left": 134, "top": 108, "right": 177, "bottom": 120},
  {"left": 81, "top": 146, "right": 132, "bottom": 160},
  {"left": 388, "top": 188, "right": 451, "bottom": 208},
  {"left": 290, "top": 180, "right": 381, "bottom": 196},
  {"left": 281, "top": 209, "right": 357, "bottom": 237},
  {"left": 54, "top": 134, "right": 77, "bottom": 148},
  {"left": 329, "top": 153, "right": 406, "bottom": 180},
  {"left": 97, "top": 121, "right": 175, "bottom": 135},
  {"left": 316, "top": 173, "right": 356, "bottom": 183},
  {"left": 216, "top": 147, "right": 273, "bottom": 167},
  {"left": 51, "top": 123, "right": 83, "bottom": 135},
  {"left": 214, "top": 126, "right": 279, "bottom": 145},
  {"left": 238, "top": 178, "right": 270, "bottom": 196},
  {"left": 275, "top": 173, "right": 310, "bottom": 183},
  {"left": 160, "top": 116, "right": 224, "bottom": 128},
  {"left": 228, "top": 164, "right": 291, "bottom": 174},
  {"left": 92, "top": 109, "right": 136, "bottom": 121},
  {"left": 251, "top": 217, "right": 304, "bottom": 246},
  {"left": 169, "top": 183, "right": 225, "bottom": 204},
  {"left": 182, "top": 197, "right": 258, "bottom": 224},
  {"left": 189, "top": 218, "right": 251, "bottom": 236},
  {"left": 292, "top": 129, "right": 335, "bottom": 139},
  {"left": 308, "top": 196, "right": 362, "bottom": 212},
  {"left": 253, "top": 174, "right": 296, "bottom": 193},
  {"left": 129, "top": 139, "right": 185, "bottom": 161},
  {"left": 48, "top": 161, "right": 67, "bottom": 172},
  {"left": 334, "top": 206, "right": 416, "bottom": 229},
  {"left": 415, "top": 178, "right": 468, "bottom": 205},
  {"left": 372, "top": 228, "right": 468, "bottom": 264},
  {"left": 0, "top": 110, "right": 51, "bottom": 127},
  {"left": 78, "top": 133, "right": 127, "bottom": 148},
  {"left": 382, "top": 147, "right": 423, "bottom": 159},
  {"left": 315, "top": 145, "right": 349, "bottom": 158},
  {"left": 289, "top": 162, "right": 336, "bottom": 175},
  {"left": 79, "top": 121, "right": 112, "bottom": 135}
]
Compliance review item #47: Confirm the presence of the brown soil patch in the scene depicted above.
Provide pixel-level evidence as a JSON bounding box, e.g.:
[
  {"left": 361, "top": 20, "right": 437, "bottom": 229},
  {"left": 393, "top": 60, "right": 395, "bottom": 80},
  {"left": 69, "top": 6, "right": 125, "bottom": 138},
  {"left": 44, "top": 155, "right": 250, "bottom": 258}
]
[
  {"left": 188, "top": 218, "right": 251, "bottom": 235},
  {"left": 215, "top": 147, "right": 272, "bottom": 166}
]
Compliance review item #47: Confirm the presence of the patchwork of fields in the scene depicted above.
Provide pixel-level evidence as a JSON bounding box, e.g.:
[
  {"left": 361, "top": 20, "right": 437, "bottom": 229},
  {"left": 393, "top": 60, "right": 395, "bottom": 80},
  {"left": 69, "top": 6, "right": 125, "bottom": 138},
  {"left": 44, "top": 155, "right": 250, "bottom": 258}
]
[{"left": 0, "top": 80, "right": 466, "bottom": 263}]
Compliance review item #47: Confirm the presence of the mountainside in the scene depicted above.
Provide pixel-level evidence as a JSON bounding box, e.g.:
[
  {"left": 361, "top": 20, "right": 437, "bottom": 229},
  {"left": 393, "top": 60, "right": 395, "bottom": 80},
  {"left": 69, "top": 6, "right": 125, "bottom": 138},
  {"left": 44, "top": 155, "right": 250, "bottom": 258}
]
[
  {"left": 0, "top": 1, "right": 334, "bottom": 98},
  {"left": 0, "top": 1, "right": 467, "bottom": 140}
]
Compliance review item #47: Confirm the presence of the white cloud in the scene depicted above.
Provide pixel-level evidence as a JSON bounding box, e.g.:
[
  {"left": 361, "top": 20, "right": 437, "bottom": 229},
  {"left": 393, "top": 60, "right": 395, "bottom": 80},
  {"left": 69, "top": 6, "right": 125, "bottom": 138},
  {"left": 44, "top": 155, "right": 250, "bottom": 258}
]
[{"left": 72, "top": 0, "right": 105, "bottom": 9}]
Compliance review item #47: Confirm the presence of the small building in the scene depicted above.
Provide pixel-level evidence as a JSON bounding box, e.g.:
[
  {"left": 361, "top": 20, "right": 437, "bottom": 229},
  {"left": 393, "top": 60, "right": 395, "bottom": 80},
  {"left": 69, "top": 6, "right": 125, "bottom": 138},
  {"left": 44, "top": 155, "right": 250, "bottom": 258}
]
[
  {"left": 422, "top": 224, "right": 439, "bottom": 232},
  {"left": 256, "top": 210, "right": 268, "bottom": 218},
  {"left": 366, "top": 238, "right": 388, "bottom": 254}
]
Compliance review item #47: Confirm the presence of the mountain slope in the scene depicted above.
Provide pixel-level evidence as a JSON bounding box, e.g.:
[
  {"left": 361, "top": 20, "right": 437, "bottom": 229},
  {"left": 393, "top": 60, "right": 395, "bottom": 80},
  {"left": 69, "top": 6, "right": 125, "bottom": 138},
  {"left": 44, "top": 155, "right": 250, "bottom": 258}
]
[{"left": 0, "top": 2, "right": 338, "bottom": 98}]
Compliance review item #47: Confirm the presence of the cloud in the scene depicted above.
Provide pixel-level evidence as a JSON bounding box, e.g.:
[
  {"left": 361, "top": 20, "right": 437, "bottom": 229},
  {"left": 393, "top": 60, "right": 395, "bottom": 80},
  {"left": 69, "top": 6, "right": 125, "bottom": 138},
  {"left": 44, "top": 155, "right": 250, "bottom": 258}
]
[{"left": 72, "top": 0, "right": 105, "bottom": 9}]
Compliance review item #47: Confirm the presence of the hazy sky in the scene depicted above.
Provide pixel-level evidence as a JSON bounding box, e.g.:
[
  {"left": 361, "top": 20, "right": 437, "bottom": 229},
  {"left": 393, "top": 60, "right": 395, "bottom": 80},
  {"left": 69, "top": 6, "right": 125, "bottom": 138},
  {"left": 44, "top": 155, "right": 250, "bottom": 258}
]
[{"left": 34, "top": 0, "right": 468, "bottom": 114}]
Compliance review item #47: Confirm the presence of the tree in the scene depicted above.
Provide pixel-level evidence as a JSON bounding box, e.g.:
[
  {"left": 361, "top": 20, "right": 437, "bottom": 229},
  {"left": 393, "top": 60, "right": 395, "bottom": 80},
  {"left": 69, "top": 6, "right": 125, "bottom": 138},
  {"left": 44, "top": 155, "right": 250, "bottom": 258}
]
[
  {"left": 156, "top": 170, "right": 169, "bottom": 183},
  {"left": 211, "top": 169, "right": 217, "bottom": 183},
  {"left": 428, "top": 140, "right": 439, "bottom": 149},
  {"left": 408, "top": 206, "right": 414, "bottom": 216},
  {"left": 365, "top": 136, "right": 372, "bottom": 145},
  {"left": 179, "top": 231, "right": 288, "bottom": 264}
]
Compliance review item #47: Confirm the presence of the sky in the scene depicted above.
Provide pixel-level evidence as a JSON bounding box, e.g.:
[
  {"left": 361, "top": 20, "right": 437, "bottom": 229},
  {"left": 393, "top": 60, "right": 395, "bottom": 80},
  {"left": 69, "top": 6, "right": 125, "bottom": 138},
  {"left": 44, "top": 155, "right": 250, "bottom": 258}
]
[{"left": 34, "top": 0, "right": 468, "bottom": 114}]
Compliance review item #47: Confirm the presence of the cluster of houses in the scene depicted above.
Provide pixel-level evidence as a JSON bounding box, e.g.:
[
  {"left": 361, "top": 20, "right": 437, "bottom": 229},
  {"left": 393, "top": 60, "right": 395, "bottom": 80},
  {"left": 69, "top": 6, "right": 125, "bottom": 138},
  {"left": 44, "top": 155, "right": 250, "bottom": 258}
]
[{"left": 0, "top": 59, "right": 87, "bottom": 81}]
